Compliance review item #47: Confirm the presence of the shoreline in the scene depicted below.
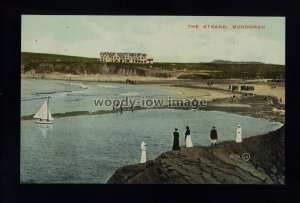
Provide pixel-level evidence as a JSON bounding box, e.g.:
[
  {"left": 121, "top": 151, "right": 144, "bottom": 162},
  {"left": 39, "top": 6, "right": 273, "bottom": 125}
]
[
  {"left": 21, "top": 72, "right": 179, "bottom": 84},
  {"left": 22, "top": 72, "right": 285, "bottom": 102},
  {"left": 21, "top": 75, "right": 285, "bottom": 123},
  {"left": 21, "top": 95, "right": 285, "bottom": 124}
]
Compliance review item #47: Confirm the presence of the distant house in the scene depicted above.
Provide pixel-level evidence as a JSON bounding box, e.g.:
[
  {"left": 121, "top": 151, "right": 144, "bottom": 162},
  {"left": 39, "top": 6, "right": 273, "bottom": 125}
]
[{"left": 100, "top": 52, "right": 153, "bottom": 64}]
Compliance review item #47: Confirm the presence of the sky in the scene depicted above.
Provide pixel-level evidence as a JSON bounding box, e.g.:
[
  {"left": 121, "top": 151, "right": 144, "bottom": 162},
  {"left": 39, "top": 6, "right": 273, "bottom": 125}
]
[{"left": 21, "top": 15, "right": 285, "bottom": 65}]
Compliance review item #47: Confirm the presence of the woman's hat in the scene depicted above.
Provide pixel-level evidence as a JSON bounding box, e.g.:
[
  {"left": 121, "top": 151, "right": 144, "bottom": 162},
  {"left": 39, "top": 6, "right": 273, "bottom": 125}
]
[
  {"left": 212, "top": 126, "right": 216, "bottom": 128},
  {"left": 175, "top": 128, "right": 178, "bottom": 131}
]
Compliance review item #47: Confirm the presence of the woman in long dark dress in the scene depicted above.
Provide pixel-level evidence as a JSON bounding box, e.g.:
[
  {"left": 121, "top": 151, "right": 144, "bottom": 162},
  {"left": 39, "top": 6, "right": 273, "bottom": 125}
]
[{"left": 172, "top": 128, "right": 180, "bottom": 150}]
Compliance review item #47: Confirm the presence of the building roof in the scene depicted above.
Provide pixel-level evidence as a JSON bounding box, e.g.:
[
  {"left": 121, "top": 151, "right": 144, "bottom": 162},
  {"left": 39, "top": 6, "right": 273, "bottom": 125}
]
[
  {"left": 101, "top": 52, "right": 147, "bottom": 57},
  {"left": 100, "top": 52, "right": 149, "bottom": 61}
]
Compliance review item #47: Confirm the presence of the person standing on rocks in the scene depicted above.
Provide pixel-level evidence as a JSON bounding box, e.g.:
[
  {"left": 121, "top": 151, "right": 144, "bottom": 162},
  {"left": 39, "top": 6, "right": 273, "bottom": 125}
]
[
  {"left": 139, "top": 141, "right": 147, "bottom": 164},
  {"left": 210, "top": 126, "right": 218, "bottom": 148},
  {"left": 185, "top": 126, "right": 193, "bottom": 148},
  {"left": 236, "top": 124, "right": 242, "bottom": 143},
  {"left": 172, "top": 128, "right": 180, "bottom": 150}
]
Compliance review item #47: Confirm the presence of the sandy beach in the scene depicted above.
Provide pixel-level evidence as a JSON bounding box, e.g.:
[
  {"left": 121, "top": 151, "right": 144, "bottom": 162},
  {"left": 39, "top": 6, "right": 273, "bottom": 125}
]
[
  {"left": 164, "top": 81, "right": 285, "bottom": 105},
  {"left": 21, "top": 71, "right": 285, "bottom": 105},
  {"left": 21, "top": 71, "right": 177, "bottom": 83}
]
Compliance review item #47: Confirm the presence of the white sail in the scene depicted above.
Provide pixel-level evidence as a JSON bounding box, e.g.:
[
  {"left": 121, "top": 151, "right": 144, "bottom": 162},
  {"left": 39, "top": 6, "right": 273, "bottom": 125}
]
[
  {"left": 33, "top": 100, "right": 54, "bottom": 121},
  {"left": 33, "top": 100, "right": 48, "bottom": 119},
  {"left": 48, "top": 108, "right": 54, "bottom": 121}
]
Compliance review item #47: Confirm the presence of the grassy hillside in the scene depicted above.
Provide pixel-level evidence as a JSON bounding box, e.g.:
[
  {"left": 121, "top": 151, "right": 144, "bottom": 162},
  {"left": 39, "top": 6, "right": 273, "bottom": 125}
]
[
  {"left": 21, "top": 52, "right": 285, "bottom": 79},
  {"left": 21, "top": 52, "right": 99, "bottom": 63},
  {"left": 153, "top": 62, "right": 285, "bottom": 79},
  {"left": 21, "top": 52, "right": 100, "bottom": 74}
]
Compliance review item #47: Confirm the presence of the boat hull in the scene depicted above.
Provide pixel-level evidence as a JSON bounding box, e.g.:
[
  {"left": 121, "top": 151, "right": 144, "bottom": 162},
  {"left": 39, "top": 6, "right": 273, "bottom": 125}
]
[{"left": 35, "top": 120, "right": 53, "bottom": 124}]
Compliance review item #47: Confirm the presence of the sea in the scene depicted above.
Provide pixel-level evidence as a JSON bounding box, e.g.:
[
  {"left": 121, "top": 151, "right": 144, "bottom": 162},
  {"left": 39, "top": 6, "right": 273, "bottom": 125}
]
[{"left": 21, "top": 78, "right": 283, "bottom": 183}]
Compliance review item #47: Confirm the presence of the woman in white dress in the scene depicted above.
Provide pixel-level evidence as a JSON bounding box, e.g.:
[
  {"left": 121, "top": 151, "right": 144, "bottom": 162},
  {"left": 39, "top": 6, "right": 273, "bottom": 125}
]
[
  {"left": 140, "top": 141, "right": 147, "bottom": 163},
  {"left": 185, "top": 126, "right": 193, "bottom": 148},
  {"left": 236, "top": 124, "right": 242, "bottom": 143}
]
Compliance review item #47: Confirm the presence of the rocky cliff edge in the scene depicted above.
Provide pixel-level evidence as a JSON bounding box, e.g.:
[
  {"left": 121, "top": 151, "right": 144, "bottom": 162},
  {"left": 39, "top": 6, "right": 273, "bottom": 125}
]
[{"left": 107, "top": 126, "right": 285, "bottom": 184}]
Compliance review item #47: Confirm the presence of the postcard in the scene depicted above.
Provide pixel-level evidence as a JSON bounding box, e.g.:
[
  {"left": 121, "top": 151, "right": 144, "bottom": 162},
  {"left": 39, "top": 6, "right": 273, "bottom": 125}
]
[{"left": 21, "top": 15, "right": 285, "bottom": 184}]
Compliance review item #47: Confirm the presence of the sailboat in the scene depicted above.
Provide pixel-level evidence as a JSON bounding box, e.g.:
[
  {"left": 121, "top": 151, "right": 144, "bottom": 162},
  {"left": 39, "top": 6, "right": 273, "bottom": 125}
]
[{"left": 33, "top": 97, "right": 54, "bottom": 124}]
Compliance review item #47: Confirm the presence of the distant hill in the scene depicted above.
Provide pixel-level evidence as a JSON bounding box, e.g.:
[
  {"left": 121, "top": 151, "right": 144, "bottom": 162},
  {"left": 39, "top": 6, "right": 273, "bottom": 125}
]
[{"left": 211, "top": 60, "right": 264, "bottom": 65}]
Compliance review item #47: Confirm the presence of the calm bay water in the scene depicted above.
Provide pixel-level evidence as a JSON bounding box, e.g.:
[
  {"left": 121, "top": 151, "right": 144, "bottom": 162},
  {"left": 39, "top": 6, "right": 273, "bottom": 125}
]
[
  {"left": 21, "top": 79, "right": 283, "bottom": 183},
  {"left": 21, "top": 78, "right": 176, "bottom": 116}
]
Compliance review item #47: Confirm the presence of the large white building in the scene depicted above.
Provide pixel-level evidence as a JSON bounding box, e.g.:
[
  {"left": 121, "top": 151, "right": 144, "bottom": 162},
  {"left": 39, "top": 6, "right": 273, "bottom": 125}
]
[{"left": 100, "top": 52, "right": 153, "bottom": 64}]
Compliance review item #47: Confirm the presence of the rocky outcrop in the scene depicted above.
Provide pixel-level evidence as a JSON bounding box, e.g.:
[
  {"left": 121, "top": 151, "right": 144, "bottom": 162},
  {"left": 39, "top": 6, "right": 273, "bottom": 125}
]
[
  {"left": 99, "top": 63, "right": 174, "bottom": 78},
  {"left": 99, "top": 63, "right": 145, "bottom": 76},
  {"left": 107, "top": 126, "right": 285, "bottom": 184}
]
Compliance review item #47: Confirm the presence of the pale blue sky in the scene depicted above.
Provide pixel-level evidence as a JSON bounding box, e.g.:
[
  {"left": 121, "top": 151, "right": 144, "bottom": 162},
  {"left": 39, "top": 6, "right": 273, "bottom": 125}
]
[{"left": 21, "top": 15, "right": 285, "bottom": 64}]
